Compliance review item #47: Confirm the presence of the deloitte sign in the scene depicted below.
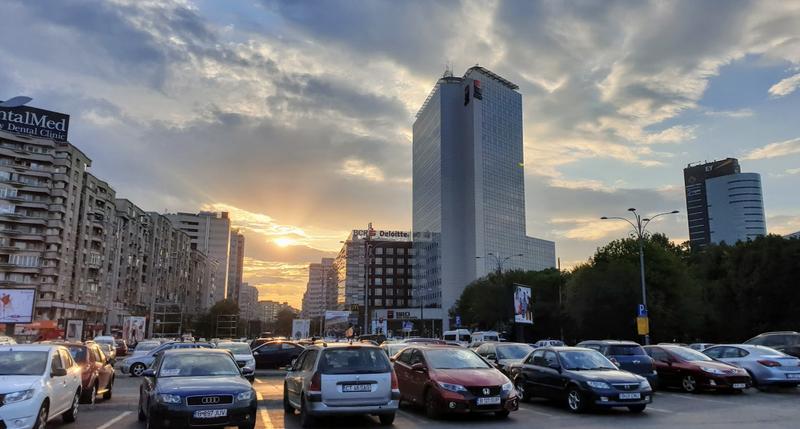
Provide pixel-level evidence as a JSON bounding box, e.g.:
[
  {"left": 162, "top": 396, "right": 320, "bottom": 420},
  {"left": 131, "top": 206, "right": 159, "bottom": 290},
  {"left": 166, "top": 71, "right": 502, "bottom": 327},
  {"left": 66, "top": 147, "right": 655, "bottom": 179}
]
[
  {"left": 0, "top": 103, "right": 70, "bottom": 142},
  {"left": 352, "top": 229, "right": 410, "bottom": 241}
]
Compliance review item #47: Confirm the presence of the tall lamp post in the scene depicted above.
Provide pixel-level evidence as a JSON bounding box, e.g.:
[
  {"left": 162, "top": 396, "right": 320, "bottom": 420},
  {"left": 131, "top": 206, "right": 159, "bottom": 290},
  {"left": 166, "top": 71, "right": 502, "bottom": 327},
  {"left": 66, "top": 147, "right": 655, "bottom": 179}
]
[
  {"left": 600, "top": 208, "right": 679, "bottom": 345},
  {"left": 476, "top": 252, "right": 524, "bottom": 276}
]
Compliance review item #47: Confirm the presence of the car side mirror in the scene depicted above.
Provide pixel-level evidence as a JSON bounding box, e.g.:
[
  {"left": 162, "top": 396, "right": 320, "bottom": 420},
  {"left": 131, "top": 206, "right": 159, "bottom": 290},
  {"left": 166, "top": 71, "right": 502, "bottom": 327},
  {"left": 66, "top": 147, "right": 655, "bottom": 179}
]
[
  {"left": 411, "top": 363, "right": 427, "bottom": 372},
  {"left": 142, "top": 369, "right": 156, "bottom": 378},
  {"left": 253, "top": 351, "right": 260, "bottom": 356},
  {"left": 241, "top": 367, "right": 255, "bottom": 376},
  {"left": 51, "top": 368, "right": 67, "bottom": 377},
  {"left": 290, "top": 358, "right": 297, "bottom": 368},
  {"left": 389, "top": 356, "right": 396, "bottom": 362}
]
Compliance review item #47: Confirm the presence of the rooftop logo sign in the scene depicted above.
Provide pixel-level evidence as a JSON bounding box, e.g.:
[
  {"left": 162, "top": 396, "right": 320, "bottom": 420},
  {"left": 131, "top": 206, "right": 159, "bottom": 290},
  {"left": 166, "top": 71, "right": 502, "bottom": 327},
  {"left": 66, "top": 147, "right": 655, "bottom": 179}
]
[
  {"left": 0, "top": 104, "right": 70, "bottom": 142},
  {"left": 351, "top": 229, "right": 410, "bottom": 241}
]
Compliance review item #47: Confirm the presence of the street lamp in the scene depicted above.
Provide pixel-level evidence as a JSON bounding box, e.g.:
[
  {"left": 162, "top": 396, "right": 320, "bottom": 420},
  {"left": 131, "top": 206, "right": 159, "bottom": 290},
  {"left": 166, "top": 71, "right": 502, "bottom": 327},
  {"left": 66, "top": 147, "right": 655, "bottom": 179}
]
[
  {"left": 414, "top": 287, "right": 432, "bottom": 337},
  {"left": 476, "top": 253, "right": 524, "bottom": 276},
  {"left": 600, "top": 208, "right": 679, "bottom": 345}
]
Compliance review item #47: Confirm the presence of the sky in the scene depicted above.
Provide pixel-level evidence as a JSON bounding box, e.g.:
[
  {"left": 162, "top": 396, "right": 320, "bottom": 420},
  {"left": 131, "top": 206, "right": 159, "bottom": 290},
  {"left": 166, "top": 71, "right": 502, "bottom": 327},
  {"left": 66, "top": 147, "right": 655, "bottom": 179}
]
[{"left": 2, "top": 0, "right": 799, "bottom": 308}]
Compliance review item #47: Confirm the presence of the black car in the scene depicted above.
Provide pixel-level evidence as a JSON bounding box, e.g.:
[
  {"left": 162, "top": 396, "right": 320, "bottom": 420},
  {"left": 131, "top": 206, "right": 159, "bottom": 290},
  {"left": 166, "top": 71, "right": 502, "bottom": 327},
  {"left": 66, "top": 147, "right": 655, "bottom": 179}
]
[
  {"left": 508, "top": 347, "right": 653, "bottom": 413},
  {"left": 744, "top": 331, "right": 800, "bottom": 358},
  {"left": 576, "top": 340, "right": 659, "bottom": 388},
  {"left": 252, "top": 341, "right": 304, "bottom": 369},
  {"left": 474, "top": 342, "right": 534, "bottom": 375},
  {"left": 138, "top": 348, "right": 257, "bottom": 429}
]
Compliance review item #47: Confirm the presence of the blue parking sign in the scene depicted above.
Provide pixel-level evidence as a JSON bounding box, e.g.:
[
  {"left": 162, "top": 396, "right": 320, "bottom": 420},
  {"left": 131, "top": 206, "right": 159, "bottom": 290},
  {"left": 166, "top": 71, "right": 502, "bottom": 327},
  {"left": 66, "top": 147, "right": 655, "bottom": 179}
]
[{"left": 637, "top": 304, "right": 648, "bottom": 317}]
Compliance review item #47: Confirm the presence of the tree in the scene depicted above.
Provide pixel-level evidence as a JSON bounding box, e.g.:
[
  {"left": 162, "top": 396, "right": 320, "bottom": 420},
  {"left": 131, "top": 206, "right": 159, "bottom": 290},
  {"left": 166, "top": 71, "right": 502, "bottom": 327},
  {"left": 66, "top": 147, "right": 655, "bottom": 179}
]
[
  {"left": 274, "top": 308, "right": 296, "bottom": 337},
  {"left": 193, "top": 299, "right": 240, "bottom": 339}
]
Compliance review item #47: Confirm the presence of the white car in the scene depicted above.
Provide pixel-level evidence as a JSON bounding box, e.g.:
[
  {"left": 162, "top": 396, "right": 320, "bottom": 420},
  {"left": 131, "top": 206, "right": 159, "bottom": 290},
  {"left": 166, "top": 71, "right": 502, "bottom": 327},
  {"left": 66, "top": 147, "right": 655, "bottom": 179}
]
[
  {"left": 0, "top": 344, "right": 82, "bottom": 429},
  {"left": 216, "top": 342, "right": 256, "bottom": 379}
]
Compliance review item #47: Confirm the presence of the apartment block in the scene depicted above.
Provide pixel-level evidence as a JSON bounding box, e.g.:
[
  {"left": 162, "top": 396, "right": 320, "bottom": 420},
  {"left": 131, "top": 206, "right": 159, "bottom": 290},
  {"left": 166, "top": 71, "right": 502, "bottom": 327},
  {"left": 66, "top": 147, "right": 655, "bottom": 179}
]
[{"left": 227, "top": 229, "right": 245, "bottom": 302}]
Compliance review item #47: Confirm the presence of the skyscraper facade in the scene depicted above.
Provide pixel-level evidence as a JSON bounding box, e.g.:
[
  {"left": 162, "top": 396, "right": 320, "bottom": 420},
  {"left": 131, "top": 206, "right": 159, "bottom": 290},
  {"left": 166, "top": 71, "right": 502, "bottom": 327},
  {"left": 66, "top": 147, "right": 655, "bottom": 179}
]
[
  {"left": 684, "top": 158, "right": 766, "bottom": 248},
  {"left": 412, "top": 66, "right": 556, "bottom": 330},
  {"left": 227, "top": 229, "right": 245, "bottom": 302}
]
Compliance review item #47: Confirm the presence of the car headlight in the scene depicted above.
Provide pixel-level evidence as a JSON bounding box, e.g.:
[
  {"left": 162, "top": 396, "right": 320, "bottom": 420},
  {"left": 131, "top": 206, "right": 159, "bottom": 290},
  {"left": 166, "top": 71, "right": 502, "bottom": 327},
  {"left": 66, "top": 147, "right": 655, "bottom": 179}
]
[
  {"left": 437, "top": 382, "right": 468, "bottom": 393},
  {"left": 700, "top": 366, "right": 726, "bottom": 375},
  {"left": 157, "top": 394, "right": 182, "bottom": 404},
  {"left": 586, "top": 381, "right": 611, "bottom": 389},
  {"left": 501, "top": 381, "right": 513, "bottom": 392},
  {"left": 237, "top": 390, "right": 254, "bottom": 401},
  {"left": 640, "top": 380, "right": 651, "bottom": 390},
  {"left": 3, "top": 389, "right": 34, "bottom": 404}
]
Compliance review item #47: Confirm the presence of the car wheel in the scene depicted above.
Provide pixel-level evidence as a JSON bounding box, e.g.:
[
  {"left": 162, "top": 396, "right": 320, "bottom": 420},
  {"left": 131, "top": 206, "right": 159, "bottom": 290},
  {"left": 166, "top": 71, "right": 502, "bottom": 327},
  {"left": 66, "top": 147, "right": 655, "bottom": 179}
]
[
  {"left": 299, "top": 396, "right": 315, "bottom": 428},
  {"left": 138, "top": 402, "right": 146, "bottom": 421},
  {"left": 495, "top": 410, "right": 510, "bottom": 419},
  {"left": 103, "top": 376, "right": 114, "bottom": 400},
  {"left": 628, "top": 404, "right": 646, "bottom": 413},
  {"left": 33, "top": 402, "right": 48, "bottom": 429},
  {"left": 681, "top": 375, "right": 697, "bottom": 393},
  {"left": 566, "top": 388, "right": 586, "bottom": 413},
  {"left": 130, "top": 363, "right": 146, "bottom": 377},
  {"left": 425, "top": 389, "right": 441, "bottom": 419},
  {"left": 283, "top": 384, "right": 295, "bottom": 413},
  {"left": 514, "top": 378, "right": 529, "bottom": 402},
  {"left": 379, "top": 413, "right": 395, "bottom": 426},
  {"left": 62, "top": 391, "right": 80, "bottom": 422},
  {"left": 238, "top": 413, "right": 257, "bottom": 429},
  {"left": 146, "top": 413, "right": 163, "bottom": 429},
  {"left": 81, "top": 383, "right": 97, "bottom": 405}
]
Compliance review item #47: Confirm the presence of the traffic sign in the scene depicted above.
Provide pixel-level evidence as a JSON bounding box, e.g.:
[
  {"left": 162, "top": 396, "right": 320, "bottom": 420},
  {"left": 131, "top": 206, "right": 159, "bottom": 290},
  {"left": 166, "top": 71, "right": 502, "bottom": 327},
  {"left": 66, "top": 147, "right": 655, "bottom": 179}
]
[
  {"left": 636, "top": 317, "right": 650, "bottom": 335},
  {"left": 637, "top": 304, "right": 648, "bottom": 317}
]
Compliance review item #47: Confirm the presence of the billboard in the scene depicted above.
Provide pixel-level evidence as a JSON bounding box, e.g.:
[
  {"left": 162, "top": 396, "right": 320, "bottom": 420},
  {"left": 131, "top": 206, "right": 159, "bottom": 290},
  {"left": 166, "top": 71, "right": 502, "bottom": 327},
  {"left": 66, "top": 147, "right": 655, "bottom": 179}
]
[
  {"left": 513, "top": 284, "right": 533, "bottom": 325},
  {"left": 292, "top": 319, "right": 311, "bottom": 339},
  {"left": 324, "top": 311, "right": 351, "bottom": 338},
  {"left": 122, "top": 316, "right": 146, "bottom": 344},
  {"left": 0, "top": 104, "right": 70, "bottom": 142},
  {"left": 0, "top": 289, "right": 36, "bottom": 323},
  {"left": 65, "top": 319, "right": 84, "bottom": 342}
]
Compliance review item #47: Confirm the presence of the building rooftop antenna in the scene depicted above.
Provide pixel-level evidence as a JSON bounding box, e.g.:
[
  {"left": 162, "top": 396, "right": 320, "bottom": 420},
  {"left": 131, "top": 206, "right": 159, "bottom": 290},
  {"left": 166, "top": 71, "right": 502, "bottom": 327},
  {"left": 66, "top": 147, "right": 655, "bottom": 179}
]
[{"left": 443, "top": 61, "right": 453, "bottom": 78}]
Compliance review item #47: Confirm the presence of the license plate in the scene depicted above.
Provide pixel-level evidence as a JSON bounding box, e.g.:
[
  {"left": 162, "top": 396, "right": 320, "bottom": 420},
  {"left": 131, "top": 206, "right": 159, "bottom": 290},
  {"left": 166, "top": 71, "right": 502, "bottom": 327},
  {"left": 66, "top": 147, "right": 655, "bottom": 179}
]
[
  {"left": 619, "top": 393, "right": 641, "bottom": 400},
  {"left": 193, "top": 409, "right": 227, "bottom": 419},
  {"left": 342, "top": 384, "right": 372, "bottom": 392},
  {"left": 732, "top": 383, "right": 746, "bottom": 389},
  {"left": 787, "top": 373, "right": 800, "bottom": 379},
  {"left": 476, "top": 397, "right": 502, "bottom": 405}
]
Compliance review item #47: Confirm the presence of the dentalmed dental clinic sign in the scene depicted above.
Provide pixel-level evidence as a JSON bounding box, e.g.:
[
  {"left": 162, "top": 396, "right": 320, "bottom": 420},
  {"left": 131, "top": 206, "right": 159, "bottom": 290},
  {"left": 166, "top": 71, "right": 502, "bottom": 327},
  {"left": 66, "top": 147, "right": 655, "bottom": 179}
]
[{"left": 0, "top": 104, "right": 70, "bottom": 142}]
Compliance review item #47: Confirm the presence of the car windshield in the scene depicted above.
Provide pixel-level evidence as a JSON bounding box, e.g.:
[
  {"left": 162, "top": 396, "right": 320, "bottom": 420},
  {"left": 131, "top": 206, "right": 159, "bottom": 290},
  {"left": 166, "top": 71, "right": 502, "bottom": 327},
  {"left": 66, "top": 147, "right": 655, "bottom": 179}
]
[
  {"left": 158, "top": 353, "right": 241, "bottom": 377},
  {"left": 607, "top": 345, "right": 646, "bottom": 356},
  {"left": 669, "top": 347, "right": 713, "bottom": 362},
  {"left": 497, "top": 344, "right": 533, "bottom": 359},
  {"left": 67, "top": 346, "right": 87, "bottom": 362},
  {"left": 135, "top": 342, "right": 159, "bottom": 352},
  {"left": 319, "top": 347, "right": 391, "bottom": 374},
  {"left": 0, "top": 350, "right": 49, "bottom": 375},
  {"left": 425, "top": 348, "right": 491, "bottom": 369},
  {"left": 560, "top": 350, "right": 617, "bottom": 370},
  {"left": 218, "top": 343, "right": 251, "bottom": 354}
]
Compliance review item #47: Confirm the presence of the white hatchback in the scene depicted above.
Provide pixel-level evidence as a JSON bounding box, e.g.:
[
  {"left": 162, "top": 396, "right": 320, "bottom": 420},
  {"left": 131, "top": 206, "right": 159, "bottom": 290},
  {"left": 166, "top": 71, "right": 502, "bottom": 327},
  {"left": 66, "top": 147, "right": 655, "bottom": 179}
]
[{"left": 0, "top": 344, "right": 82, "bottom": 429}]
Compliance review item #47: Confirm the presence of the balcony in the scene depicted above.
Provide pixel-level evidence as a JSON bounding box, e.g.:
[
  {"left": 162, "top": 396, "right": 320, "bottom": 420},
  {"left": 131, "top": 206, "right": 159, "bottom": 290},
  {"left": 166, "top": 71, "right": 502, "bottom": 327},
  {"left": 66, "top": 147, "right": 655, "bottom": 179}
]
[
  {"left": 52, "top": 173, "right": 69, "bottom": 182},
  {"left": 47, "top": 219, "right": 64, "bottom": 229},
  {"left": 49, "top": 204, "right": 66, "bottom": 213},
  {"left": 40, "top": 266, "right": 58, "bottom": 276},
  {"left": 51, "top": 188, "right": 67, "bottom": 198},
  {"left": 43, "top": 250, "right": 61, "bottom": 260},
  {"left": 0, "top": 263, "right": 40, "bottom": 273},
  {"left": 17, "top": 199, "right": 49, "bottom": 210},
  {"left": 45, "top": 235, "right": 61, "bottom": 244}
]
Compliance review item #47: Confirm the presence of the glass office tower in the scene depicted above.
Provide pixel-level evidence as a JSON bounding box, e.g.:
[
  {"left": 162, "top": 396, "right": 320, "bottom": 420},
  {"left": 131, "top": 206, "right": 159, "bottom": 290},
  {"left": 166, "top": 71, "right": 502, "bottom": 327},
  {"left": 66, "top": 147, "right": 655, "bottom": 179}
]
[{"left": 412, "top": 67, "right": 556, "bottom": 330}]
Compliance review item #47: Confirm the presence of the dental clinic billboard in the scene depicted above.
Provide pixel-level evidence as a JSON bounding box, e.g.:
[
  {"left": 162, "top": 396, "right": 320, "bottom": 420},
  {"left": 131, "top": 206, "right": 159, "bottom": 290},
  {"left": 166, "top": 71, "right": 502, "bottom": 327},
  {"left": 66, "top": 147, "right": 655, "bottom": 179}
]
[{"left": 0, "top": 104, "right": 70, "bottom": 142}]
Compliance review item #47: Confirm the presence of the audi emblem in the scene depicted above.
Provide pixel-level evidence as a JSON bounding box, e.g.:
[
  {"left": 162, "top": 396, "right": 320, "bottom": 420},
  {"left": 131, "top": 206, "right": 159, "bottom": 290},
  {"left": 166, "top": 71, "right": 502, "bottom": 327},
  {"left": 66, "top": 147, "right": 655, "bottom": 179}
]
[
  {"left": 482, "top": 388, "right": 490, "bottom": 396},
  {"left": 201, "top": 397, "right": 221, "bottom": 404}
]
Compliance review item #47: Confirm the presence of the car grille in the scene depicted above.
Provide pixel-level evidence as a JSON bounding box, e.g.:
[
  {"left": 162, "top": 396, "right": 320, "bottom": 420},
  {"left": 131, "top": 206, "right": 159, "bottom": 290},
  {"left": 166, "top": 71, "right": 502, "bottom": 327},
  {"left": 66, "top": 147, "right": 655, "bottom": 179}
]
[
  {"left": 466, "top": 386, "right": 501, "bottom": 396},
  {"left": 726, "top": 376, "right": 750, "bottom": 384},
  {"left": 186, "top": 395, "right": 234, "bottom": 406},
  {"left": 612, "top": 383, "right": 641, "bottom": 391}
]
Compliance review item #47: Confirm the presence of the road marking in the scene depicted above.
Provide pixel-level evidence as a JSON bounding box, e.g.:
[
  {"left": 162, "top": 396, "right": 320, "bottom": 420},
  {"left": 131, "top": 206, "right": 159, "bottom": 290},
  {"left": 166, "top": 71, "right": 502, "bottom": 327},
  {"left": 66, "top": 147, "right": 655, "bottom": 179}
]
[
  {"left": 668, "top": 393, "right": 734, "bottom": 405},
  {"left": 254, "top": 378, "right": 264, "bottom": 384},
  {"left": 96, "top": 411, "right": 132, "bottom": 429},
  {"left": 647, "top": 406, "right": 675, "bottom": 413},
  {"left": 257, "top": 392, "right": 273, "bottom": 428},
  {"left": 517, "top": 405, "right": 557, "bottom": 418}
]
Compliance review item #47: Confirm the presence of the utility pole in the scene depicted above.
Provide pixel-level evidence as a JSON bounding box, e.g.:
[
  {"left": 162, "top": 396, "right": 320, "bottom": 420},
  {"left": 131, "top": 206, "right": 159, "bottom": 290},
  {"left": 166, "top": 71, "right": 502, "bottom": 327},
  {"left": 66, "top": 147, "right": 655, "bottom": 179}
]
[{"left": 558, "top": 257, "right": 564, "bottom": 342}]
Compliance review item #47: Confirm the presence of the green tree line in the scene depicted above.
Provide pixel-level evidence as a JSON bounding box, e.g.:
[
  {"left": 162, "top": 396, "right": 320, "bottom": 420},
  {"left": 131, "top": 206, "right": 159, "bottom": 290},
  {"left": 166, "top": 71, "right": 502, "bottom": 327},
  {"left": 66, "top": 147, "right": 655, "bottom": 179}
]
[{"left": 454, "top": 234, "right": 800, "bottom": 344}]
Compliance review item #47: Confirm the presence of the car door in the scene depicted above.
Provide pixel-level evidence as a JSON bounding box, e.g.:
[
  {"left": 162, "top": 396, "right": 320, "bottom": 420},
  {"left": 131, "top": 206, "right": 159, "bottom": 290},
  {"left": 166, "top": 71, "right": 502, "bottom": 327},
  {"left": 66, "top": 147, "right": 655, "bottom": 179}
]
[
  {"left": 393, "top": 349, "right": 414, "bottom": 400},
  {"left": 648, "top": 347, "right": 678, "bottom": 386},
  {"left": 93, "top": 345, "right": 112, "bottom": 390},
  {"left": 62, "top": 349, "right": 81, "bottom": 400},
  {"left": 524, "top": 350, "right": 548, "bottom": 396},
  {"left": 406, "top": 349, "right": 429, "bottom": 402},
  {"left": 296, "top": 349, "right": 319, "bottom": 403},
  {"left": 540, "top": 351, "right": 567, "bottom": 399},
  {"left": 49, "top": 349, "right": 70, "bottom": 414},
  {"left": 254, "top": 343, "right": 281, "bottom": 368},
  {"left": 281, "top": 343, "right": 303, "bottom": 366}
]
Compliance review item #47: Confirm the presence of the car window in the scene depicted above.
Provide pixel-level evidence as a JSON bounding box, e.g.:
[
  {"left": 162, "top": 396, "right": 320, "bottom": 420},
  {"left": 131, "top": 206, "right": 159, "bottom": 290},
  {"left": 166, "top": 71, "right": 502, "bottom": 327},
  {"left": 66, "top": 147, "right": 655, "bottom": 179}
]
[
  {"left": 721, "top": 347, "right": 744, "bottom": 358},
  {"left": 530, "top": 350, "right": 546, "bottom": 366},
  {"left": 543, "top": 351, "right": 559, "bottom": 368},
  {"left": 261, "top": 343, "right": 281, "bottom": 352},
  {"left": 607, "top": 345, "right": 646, "bottom": 356},
  {"left": 560, "top": 350, "right": 616, "bottom": 370},
  {"left": 646, "top": 347, "right": 670, "bottom": 361},
  {"left": 281, "top": 343, "right": 297, "bottom": 350},
  {"left": 704, "top": 347, "right": 723, "bottom": 358},
  {"left": 409, "top": 349, "right": 424, "bottom": 365},
  {"left": 397, "top": 349, "right": 413, "bottom": 364},
  {"left": 580, "top": 344, "right": 602, "bottom": 351},
  {"left": 159, "top": 353, "right": 240, "bottom": 377},
  {"left": 318, "top": 348, "right": 391, "bottom": 374},
  {"left": 0, "top": 350, "right": 48, "bottom": 375},
  {"left": 443, "top": 334, "right": 456, "bottom": 341},
  {"left": 51, "top": 350, "right": 64, "bottom": 372},
  {"left": 301, "top": 350, "right": 318, "bottom": 371},
  {"left": 497, "top": 344, "right": 533, "bottom": 360},
  {"left": 59, "top": 349, "right": 74, "bottom": 368},
  {"left": 67, "top": 346, "right": 88, "bottom": 362},
  {"left": 669, "top": 347, "right": 713, "bottom": 362},
  {"left": 96, "top": 346, "right": 107, "bottom": 362},
  {"left": 293, "top": 351, "right": 307, "bottom": 370},
  {"left": 424, "top": 348, "right": 491, "bottom": 369}
]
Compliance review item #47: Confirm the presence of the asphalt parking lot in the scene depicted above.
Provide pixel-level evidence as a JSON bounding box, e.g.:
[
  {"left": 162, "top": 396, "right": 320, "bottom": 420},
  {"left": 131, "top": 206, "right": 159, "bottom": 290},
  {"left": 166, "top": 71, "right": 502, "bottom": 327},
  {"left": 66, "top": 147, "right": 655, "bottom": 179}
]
[{"left": 67, "top": 369, "right": 800, "bottom": 429}]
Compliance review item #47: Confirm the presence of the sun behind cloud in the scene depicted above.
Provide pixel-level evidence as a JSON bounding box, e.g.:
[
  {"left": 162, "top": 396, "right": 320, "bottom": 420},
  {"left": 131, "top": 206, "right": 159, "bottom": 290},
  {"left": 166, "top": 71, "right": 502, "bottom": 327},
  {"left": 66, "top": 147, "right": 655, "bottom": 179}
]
[{"left": 274, "top": 237, "right": 296, "bottom": 247}]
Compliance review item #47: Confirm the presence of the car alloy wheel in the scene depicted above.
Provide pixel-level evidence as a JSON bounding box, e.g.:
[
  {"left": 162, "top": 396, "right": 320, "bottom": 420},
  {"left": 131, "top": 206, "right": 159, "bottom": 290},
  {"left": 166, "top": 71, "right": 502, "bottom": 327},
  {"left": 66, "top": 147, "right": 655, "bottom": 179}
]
[
  {"left": 567, "top": 389, "right": 584, "bottom": 413},
  {"left": 63, "top": 392, "right": 79, "bottom": 422},
  {"left": 131, "top": 363, "right": 146, "bottom": 377},
  {"left": 35, "top": 403, "right": 48, "bottom": 429},
  {"left": 514, "top": 379, "right": 529, "bottom": 402},
  {"left": 425, "top": 389, "right": 441, "bottom": 419},
  {"left": 283, "top": 384, "right": 294, "bottom": 413},
  {"left": 682, "top": 375, "right": 697, "bottom": 393}
]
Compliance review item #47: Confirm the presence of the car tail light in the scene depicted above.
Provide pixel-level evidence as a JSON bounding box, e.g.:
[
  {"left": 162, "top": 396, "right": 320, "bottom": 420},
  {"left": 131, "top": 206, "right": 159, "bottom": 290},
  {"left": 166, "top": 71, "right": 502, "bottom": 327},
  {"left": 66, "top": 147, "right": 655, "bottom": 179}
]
[
  {"left": 391, "top": 370, "right": 399, "bottom": 391},
  {"left": 308, "top": 371, "right": 322, "bottom": 393},
  {"left": 758, "top": 360, "right": 781, "bottom": 367}
]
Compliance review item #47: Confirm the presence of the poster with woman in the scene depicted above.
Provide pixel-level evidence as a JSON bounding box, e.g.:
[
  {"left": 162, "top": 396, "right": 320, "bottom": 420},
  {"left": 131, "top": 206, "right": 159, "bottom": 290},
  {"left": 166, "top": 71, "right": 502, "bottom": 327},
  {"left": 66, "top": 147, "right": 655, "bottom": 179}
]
[{"left": 513, "top": 284, "right": 533, "bottom": 324}]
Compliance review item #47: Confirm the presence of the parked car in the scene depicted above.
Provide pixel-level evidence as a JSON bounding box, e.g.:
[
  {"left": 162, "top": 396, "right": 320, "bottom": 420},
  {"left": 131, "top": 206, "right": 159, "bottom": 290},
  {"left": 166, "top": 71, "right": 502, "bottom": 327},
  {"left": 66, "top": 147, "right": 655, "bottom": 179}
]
[
  {"left": 131, "top": 340, "right": 162, "bottom": 357},
  {"left": 532, "top": 339, "right": 565, "bottom": 348},
  {"left": 284, "top": 343, "right": 399, "bottom": 427},
  {"left": 0, "top": 335, "right": 17, "bottom": 345},
  {"left": 644, "top": 345, "right": 751, "bottom": 392},
  {"left": 469, "top": 331, "right": 500, "bottom": 347},
  {"left": 60, "top": 341, "right": 115, "bottom": 404},
  {"left": 393, "top": 345, "right": 518, "bottom": 419},
  {"left": 474, "top": 342, "right": 534, "bottom": 375},
  {"left": 253, "top": 341, "right": 305, "bottom": 369},
  {"left": 217, "top": 342, "right": 257, "bottom": 381},
  {"left": 122, "top": 341, "right": 213, "bottom": 376},
  {"left": 576, "top": 340, "right": 658, "bottom": 387},
  {"left": 401, "top": 338, "right": 447, "bottom": 345},
  {"left": 744, "top": 331, "right": 800, "bottom": 358},
  {"left": 442, "top": 329, "right": 472, "bottom": 347},
  {"left": 689, "top": 343, "right": 715, "bottom": 351},
  {"left": 508, "top": 347, "right": 652, "bottom": 413},
  {"left": 115, "top": 339, "right": 129, "bottom": 357},
  {"left": 703, "top": 344, "right": 800, "bottom": 388},
  {"left": 138, "top": 348, "right": 257, "bottom": 429},
  {"left": 0, "top": 344, "right": 82, "bottom": 427},
  {"left": 381, "top": 342, "right": 409, "bottom": 359},
  {"left": 93, "top": 335, "right": 117, "bottom": 361}
]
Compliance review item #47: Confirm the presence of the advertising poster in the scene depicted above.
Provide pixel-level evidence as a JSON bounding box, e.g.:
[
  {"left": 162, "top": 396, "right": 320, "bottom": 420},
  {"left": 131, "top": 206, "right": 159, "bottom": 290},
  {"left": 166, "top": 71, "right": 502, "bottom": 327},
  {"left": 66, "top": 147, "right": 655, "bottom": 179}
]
[
  {"left": 513, "top": 284, "right": 533, "bottom": 325},
  {"left": 292, "top": 319, "right": 311, "bottom": 339},
  {"left": 65, "top": 319, "right": 84, "bottom": 342},
  {"left": 122, "top": 316, "right": 146, "bottom": 344},
  {"left": 0, "top": 288, "right": 36, "bottom": 323},
  {"left": 324, "top": 311, "right": 351, "bottom": 338}
]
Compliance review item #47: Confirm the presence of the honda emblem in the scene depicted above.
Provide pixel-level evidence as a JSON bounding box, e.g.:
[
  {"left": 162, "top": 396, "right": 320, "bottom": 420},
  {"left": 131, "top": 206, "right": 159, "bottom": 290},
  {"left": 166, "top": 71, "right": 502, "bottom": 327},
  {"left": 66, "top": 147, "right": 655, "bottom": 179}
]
[{"left": 482, "top": 388, "right": 490, "bottom": 396}]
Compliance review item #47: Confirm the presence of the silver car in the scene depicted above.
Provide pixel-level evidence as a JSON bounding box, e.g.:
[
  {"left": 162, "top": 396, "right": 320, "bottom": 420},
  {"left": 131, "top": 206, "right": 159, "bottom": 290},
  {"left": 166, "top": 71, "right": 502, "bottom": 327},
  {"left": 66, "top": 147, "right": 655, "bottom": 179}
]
[
  {"left": 283, "top": 343, "right": 399, "bottom": 428},
  {"left": 703, "top": 344, "right": 800, "bottom": 388}
]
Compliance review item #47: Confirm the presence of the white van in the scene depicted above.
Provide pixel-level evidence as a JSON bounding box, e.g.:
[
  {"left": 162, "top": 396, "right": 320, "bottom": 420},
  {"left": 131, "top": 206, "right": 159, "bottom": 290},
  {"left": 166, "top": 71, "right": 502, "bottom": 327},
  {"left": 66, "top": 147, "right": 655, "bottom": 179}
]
[
  {"left": 443, "top": 329, "right": 472, "bottom": 347},
  {"left": 470, "top": 331, "right": 500, "bottom": 347}
]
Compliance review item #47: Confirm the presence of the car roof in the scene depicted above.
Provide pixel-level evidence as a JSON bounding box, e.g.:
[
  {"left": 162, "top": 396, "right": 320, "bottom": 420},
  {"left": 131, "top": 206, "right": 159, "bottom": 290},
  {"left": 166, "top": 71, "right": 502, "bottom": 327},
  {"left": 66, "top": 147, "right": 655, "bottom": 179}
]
[
  {"left": 538, "top": 346, "right": 593, "bottom": 352},
  {"left": 0, "top": 344, "right": 62, "bottom": 352},
  {"left": 163, "top": 348, "right": 229, "bottom": 355},
  {"left": 579, "top": 340, "right": 641, "bottom": 345}
]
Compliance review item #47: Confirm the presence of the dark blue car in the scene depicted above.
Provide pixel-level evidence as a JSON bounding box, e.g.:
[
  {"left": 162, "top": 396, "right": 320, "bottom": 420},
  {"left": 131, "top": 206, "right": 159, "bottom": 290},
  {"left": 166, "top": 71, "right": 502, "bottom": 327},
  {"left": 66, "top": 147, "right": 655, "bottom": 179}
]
[{"left": 138, "top": 348, "right": 257, "bottom": 429}]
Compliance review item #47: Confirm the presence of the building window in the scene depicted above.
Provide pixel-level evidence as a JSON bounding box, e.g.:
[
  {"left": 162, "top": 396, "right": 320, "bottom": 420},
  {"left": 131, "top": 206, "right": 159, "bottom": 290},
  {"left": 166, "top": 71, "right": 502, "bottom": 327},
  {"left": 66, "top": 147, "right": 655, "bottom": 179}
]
[
  {"left": 374, "top": 278, "right": 383, "bottom": 286},
  {"left": 374, "top": 257, "right": 383, "bottom": 265},
  {"left": 375, "top": 247, "right": 383, "bottom": 255},
  {"left": 386, "top": 278, "right": 393, "bottom": 286},
  {"left": 374, "top": 267, "right": 383, "bottom": 275},
  {"left": 386, "top": 247, "right": 395, "bottom": 255},
  {"left": 385, "top": 299, "right": 393, "bottom": 307},
  {"left": 374, "top": 299, "right": 383, "bottom": 306},
  {"left": 386, "top": 289, "right": 394, "bottom": 296}
]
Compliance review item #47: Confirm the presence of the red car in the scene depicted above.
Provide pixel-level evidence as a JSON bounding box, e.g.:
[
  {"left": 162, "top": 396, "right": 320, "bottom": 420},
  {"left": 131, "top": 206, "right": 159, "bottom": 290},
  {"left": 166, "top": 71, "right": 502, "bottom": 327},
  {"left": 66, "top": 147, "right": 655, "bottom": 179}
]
[
  {"left": 644, "top": 345, "right": 751, "bottom": 393},
  {"left": 59, "top": 342, "right": 116, "bottom": 403},
  {"left": 393, "top": 345, "right": 518, "bottom": 419},
  {"left": 115, "top": 339, "right": 128, "bottom": 357}
]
